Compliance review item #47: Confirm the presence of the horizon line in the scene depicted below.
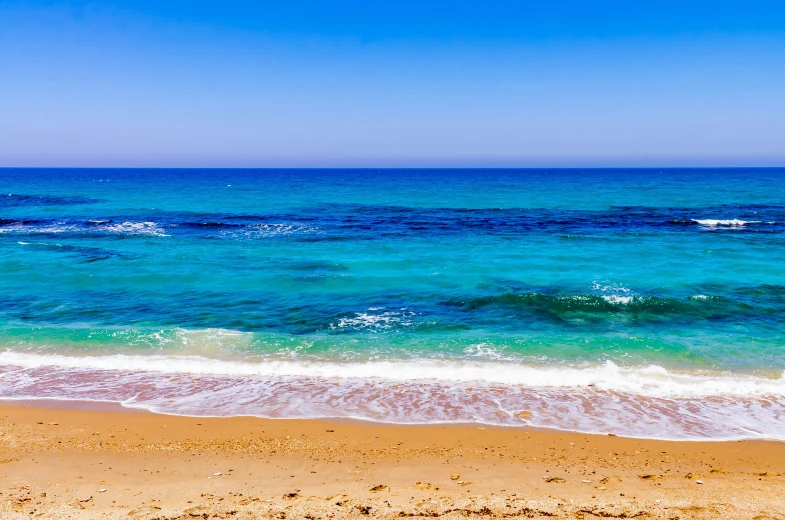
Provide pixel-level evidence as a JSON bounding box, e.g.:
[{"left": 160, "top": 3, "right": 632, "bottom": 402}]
[{"left": 2, "top": 165, "right": 784, "bottom": 170}]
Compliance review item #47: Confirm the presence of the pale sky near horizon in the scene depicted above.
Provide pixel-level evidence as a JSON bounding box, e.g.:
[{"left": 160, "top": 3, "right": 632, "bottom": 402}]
[{"left": 1, "top": 0, "right": 784, "bottom": 167}]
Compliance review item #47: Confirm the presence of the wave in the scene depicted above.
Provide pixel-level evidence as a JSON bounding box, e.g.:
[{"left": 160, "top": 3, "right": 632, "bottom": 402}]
[
  {"left": 692, "top": 219, "right": 762, "bottom": 227},
  {"left": 0, "top": 282, "right": 781, "bottom": 335},
  {"left": 3, "top": 204, "right": 784, "bottom": 242},
  {"left": 331, "top": 309, "right": 417, "bottom": 331},
  {"left": 2, "top": 351, "right": 784, "bottom": 440},
  {"left": 0, "top": 219, "right": 168, "bottom": 237},
  {"left": 219, "top": 223, "right": 319, "bottom": 239},
  {"left": 448, "top": 292, "right": 719, "bottom": 318},
  {"left": 101, "top": 221, "right": 167, "bottom": 236},
  {"left": 2, "top": 351, "right": 783, "bottom": 398}
]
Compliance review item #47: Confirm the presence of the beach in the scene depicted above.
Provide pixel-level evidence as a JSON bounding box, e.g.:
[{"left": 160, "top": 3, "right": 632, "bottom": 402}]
[
  {"left": 2, "top": 169, "right": 785, "bottom": 517},
  {"left": 1, "top": 401, "right": 784, "bottom": 519}
]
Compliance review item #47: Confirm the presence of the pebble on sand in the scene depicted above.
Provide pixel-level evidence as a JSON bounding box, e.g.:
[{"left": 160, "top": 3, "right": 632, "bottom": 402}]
[
  {"left": 98, "top": 489, "right": 106, "bottom": 493},
  {"left": 213, "top": 472, "right": 222, "bottom": 476},
  {"left": 369, "top": 485, "right": 389, "bottom": 493},
  {"left": 450, "top": 474, "right": 460, "bottom": 480},
  {"left": 696, "top": 480, "right": 704, "bottom": 484}
]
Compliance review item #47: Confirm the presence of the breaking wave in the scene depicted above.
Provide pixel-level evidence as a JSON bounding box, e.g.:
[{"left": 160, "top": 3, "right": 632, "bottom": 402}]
[
  {"left": 0, "top": 219, "right": 167, "bottom": 237},
  {"left": 1, "top": 350, "right": 784, "bottom": 440},
  {"left": 692, "top": 219, "right": 762, "bottom": 227}
]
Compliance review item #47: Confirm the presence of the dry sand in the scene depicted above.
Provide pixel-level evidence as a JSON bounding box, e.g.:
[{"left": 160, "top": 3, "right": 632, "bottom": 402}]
[{"left": 1, "top": 400, "right": 784, "bottom": 519}]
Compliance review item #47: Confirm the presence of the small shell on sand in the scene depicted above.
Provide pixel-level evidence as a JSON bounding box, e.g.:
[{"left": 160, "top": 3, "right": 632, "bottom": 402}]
[
  {"left": 696, "top": 480, "right": 704, "bottom": 484},
  {"left": 450, "top": 474, "right": 460, "bottom": 480}
]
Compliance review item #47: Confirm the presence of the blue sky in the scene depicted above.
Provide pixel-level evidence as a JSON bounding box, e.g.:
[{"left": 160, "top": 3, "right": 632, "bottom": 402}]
[{"left": 1, "top": 0, "right": 784, "bottom": 167}]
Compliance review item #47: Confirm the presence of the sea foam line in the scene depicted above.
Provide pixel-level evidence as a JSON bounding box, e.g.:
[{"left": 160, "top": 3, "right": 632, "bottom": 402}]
[{"left": 1, "top": 351, "right": 783, "bottom": 399}]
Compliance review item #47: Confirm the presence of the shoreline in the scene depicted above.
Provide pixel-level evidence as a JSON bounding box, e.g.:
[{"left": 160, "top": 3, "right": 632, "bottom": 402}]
[
  {"left": 4, "top": 350, "right": 784, "bottom": 441},
  {"left": 2, "top": 401, "right": 784, "bottom": 519},
  {"left": 1, "top": 396, "right": 781, "bottom": 443}
]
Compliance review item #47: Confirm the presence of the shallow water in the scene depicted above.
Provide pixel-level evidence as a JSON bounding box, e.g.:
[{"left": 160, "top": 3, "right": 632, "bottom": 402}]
[{"left": 1, "top": 168, "right": 784, "bottom": 439}]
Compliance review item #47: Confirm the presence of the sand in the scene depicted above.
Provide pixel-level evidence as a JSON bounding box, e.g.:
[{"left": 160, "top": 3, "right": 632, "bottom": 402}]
[{"left": 1, "top": 401, "right": 784, "bottom": 519}]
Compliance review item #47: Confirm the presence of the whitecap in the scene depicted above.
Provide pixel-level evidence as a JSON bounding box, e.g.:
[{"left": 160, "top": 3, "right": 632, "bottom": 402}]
[
  {"left": 692, "top": 219, "right": 760, "bottom": 227},
  {"left": 102, "top": 221, "right": 168, "bottom": 236},
  {"left": 590, "top": 282, "right": 635, "bottom": 305},
  {"left": 331, "top": 310, "right": 416, "bottom": 331}
]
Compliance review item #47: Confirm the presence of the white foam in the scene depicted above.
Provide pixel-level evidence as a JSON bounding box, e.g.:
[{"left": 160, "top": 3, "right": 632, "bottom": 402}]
[
  {"left": 693, "top": 219, "right": 760, "bottom": 227},
  {"left": 0, "top": 222, "right": 75, "bottom": 234},
  {"left": 2, "top": 351, "right": 785, "bottom": 440},
  {"left": 0, "top": 220, "right": 167, "bottom": 236},
  {"left": 463, "top": 343, "right": 508, "bottom": 360},
  {"left": 1, "top": 351, "right": 783, "bottom": 399},
  {"left": 601, "top": 294, "right": 634, "bottom": 304},
  {"left": 590, "top": 282, "right": 635, "bottom": 305},
  {"left": 102, "top": 221, "right": 168, "bottom": 236},
  {"left": 221, "top": 223, "right": 318, "bottom": 239},
  {"left": 331, "top": 310, "right": 416, "bottom": 331}
]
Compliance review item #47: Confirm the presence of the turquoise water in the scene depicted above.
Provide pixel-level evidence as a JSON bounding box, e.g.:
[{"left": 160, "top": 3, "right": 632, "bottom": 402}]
[{"left": 1, "top": 168, "right": 784, "bottom": 439}]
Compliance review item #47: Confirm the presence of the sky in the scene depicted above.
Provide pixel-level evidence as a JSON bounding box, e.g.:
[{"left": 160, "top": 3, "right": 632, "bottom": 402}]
[{"left": 1, "top": 0, "right": 784, "bottom": 167}]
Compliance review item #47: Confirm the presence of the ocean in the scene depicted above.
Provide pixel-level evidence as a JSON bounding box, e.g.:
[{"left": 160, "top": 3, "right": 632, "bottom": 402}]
[{"left": 1, "top": 167, "right": 784, "bottom": 440}]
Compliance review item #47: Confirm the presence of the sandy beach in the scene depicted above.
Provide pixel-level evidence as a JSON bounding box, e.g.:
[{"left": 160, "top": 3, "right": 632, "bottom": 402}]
[{"left": 0, "top": 401, "right": 783, "bottom": 519}]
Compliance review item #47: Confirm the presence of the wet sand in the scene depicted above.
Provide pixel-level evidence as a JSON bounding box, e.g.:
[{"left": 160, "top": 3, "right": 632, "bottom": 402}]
[{"left": 1, "top": 401, "right": 784, "bottom": 519}]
